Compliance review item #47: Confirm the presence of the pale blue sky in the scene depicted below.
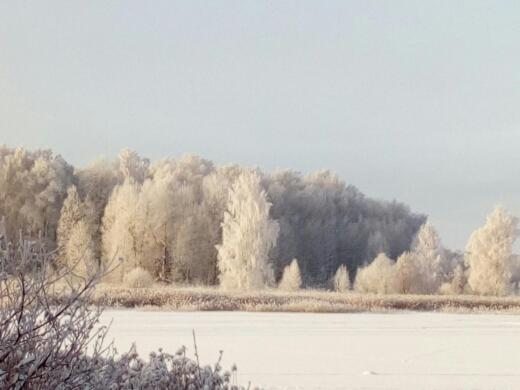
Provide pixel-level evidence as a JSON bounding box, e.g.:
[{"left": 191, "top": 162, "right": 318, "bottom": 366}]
[{"left": 1, "top": 1, "right": 520, "bottom": 249}]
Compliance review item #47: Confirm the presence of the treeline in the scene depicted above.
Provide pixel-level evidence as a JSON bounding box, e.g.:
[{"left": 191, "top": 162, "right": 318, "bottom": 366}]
[
  {"left": 0, "top": 146, "right": 425, "bottom": 288},
  {"left": 354, "top": 205, "right": 520, "bottom": 297}
]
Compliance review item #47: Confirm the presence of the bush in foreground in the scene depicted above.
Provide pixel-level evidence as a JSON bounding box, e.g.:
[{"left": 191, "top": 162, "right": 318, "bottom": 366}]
[
  {"left": 87, "top": 345, "right": 238, "bottom": 390},
  {"left": 0, "top": 237, "right": 245, "bottom": 389}
]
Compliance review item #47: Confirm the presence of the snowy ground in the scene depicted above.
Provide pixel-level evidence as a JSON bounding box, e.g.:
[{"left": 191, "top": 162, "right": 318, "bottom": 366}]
[{"left": 99, "top": 310, "right": 520, "bottom": 390}]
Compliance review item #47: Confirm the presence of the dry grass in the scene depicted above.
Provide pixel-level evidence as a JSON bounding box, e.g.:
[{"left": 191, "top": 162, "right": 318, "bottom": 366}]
[{"left": 88, "top": 284, "right": 520, "bottom": 314}]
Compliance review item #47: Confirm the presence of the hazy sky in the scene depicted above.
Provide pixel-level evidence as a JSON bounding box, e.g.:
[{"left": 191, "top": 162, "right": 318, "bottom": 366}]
[{"left": 1, "top": 1, "right": 520, "bottom": 249}]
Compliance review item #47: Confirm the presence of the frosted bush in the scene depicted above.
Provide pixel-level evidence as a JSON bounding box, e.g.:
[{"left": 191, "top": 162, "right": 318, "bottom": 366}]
[
  {"left": 0, "top": 237, "right": 109, "bottom": 389},
  {"left": 0, "top": 236, "right": 248, "bottom": 389},
  {"left": 278, "top": 259, "right": 302, "bottom": 291},
  {"left": 439, "top": 264, "right": 467, "bottom": 295},
  {"left": 124, "top": 266, "right": 154, "bottom": 288},
  {"left": 355, "top": 253, "right": 398, "bottom": 294},
  {"left": 333, "top": 265, "right": 350, "bottom": 292},
  {"left": 89, "top": 344, "right": 243, "bottom": 390}
]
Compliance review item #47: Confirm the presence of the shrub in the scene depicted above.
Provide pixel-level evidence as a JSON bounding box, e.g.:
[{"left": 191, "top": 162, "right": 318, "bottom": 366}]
[
  {"left": 124, "top": 266, "right": 154, "bottom": 288},
  {"left": 333, "top": 265, "right": 350, "bottom": 292},
  {"left": 439, "top": 264, "right": 467, "bottom": 295},
  {"left": 0, "top": 236, "right": 109, "bottom": 389},
  {"left": 0, "top": 237, "right": 246, "bottom": 389},
  {"left": 90, "top": 344, "right": 241, "bottom": 390},
  {"left": 278, "top": 259, "right": 302, "bottom": 291},
  {"left": 355, "top": 253, "right": 398, "bottom": 294}
]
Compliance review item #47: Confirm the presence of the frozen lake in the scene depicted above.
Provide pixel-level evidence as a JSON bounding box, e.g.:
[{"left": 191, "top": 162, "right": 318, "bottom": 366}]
[{"left": 99, "top": 310, "right": 520, "bottom": 390}]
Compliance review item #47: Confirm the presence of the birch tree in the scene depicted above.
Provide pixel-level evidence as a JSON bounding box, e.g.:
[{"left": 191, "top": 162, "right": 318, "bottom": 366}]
[
  {"left": 465, "top": 206, "right": 518, "bottom": 296},
  {"left": 411, "top": 222, "right": 446, "bottom": 294},
  {"left": 217, "top": 171, "right": 279, "bottom": 290}
]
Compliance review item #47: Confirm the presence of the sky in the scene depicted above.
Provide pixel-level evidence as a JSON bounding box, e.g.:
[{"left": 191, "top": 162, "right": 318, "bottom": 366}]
[{"left": 1, "top": 1, "right": 520, "bottom": 249}]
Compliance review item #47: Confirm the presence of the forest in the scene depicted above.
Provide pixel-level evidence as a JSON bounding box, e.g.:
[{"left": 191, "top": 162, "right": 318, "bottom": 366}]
[{"left": 0, "top": 145, "right": 518, "bottom": 296}]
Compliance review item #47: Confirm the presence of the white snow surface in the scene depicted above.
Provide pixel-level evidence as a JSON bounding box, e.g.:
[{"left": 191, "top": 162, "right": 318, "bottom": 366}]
[{"left": 99, "top": 310, "right": 520, "bottom": 390}]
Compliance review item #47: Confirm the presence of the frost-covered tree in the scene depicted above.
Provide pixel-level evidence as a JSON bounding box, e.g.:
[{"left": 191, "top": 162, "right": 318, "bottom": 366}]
[
  {"left": 333, "top": 264, "right": 350, "bottom": 292},
  {"left": 411, "top": 222, "right": 446, "bottom": 294},
  {"left": 118, "top": 148, "right": 150, "bottom": 183},
  {"left": 0, "top": 146, "right": 73, "bottom": 244},
  {"left": 75, "top": 158, "right": 119, "bottom": 254},
  {"left": 354, "top": 253, "right": 398, "bottom": 294},
  {"left": 101, "top": 179, "right": 144, "bottom": 282},
  {"left": 148, "top": 156, "right": 218, "bottom": 283},
  {"left": 57, "top": 185, "right": 96, "bottom": 275},
  {"left": 391, "top": 222, "right": 447, "bottom": 294},
  {"left": 200, "top": 168, "right": 239, "bottom": 284},
  {"left": 298, "top": 171, "right": 341, "bottom": 284},
  {"left": 217, "top": 171, "right": 279, "bottom": 290},
  {"left": 439, "top": 264, "right": 467, "bottom": 295},
  {"left": 57, "top": 186, "right": 84, "bottom": 256},
  {"left": 76, "top": 158, "right": 119, "bottom": 213},
  {"left": 394, "top": 251, "right": 421, "bottom": 294},
  {"left": 278, "top": 259, "right": 302, "bottom": 291},
  {"left": 65, "top": 220, "right": 97, "bottom": 278},
  {"left": 366, "top": 231, "right": 389, "bottom": 264},
  {"left": 172, "top": 212, "right": 207, "bottom": 282},
  {"left": 169, "top": 156, "right": 218, "bottom": 283},
  {"left": 136, "top": 172, "right": 176, "bottom": 281},
  {"left": 102, "top": 168, "right": 177, "bottom": 283},
  {"left": 103, "top": 155, "right": 222, "bottom": 285},
  {"left": 264, "top": 170, "right": 307, "bottom": 282},
  {"left": 265, "top": 169, "right": 425, "bottom": 286},
  {"left": 0, "top": 144, "right": 429, "bottom": 287},
  {"left": 465, "top": 206, "right": 518, "bottom": 296}
]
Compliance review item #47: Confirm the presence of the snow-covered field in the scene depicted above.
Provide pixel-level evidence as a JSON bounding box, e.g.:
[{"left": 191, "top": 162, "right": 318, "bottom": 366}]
[{"left": 99, "top": 310, "right": 520, "bottom": 390}]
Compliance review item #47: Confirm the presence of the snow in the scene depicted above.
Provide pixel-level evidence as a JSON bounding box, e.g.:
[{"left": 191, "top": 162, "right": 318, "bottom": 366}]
[{"left": 99, "top": 310, "right": 520, "bottom": 390}]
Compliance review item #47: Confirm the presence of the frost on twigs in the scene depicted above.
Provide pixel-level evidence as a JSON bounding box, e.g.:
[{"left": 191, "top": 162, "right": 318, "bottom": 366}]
[
  {"left": 0, "top": 235, "right": 110, "bottom": 389},
  {"left": 0, "top": 234, "right": 248, "bottom": 389}
]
